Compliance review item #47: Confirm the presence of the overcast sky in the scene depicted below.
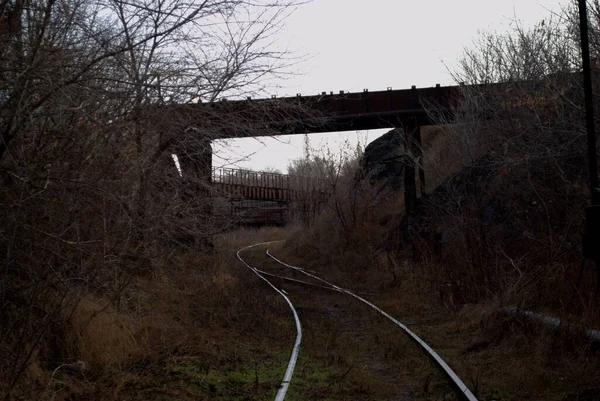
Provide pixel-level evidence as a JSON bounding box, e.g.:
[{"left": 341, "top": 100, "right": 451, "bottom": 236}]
[{"left": 213, "top": 0, "right": 566, "bottom": 173}]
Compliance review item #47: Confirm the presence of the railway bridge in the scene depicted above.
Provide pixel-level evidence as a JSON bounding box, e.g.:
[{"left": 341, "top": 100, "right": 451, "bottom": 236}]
[
  {"left": 171, "top": 83, "right": 469, "bottom": 217},
  {"left": 211, "top": 167, "right": 330, "bottom": 225}
]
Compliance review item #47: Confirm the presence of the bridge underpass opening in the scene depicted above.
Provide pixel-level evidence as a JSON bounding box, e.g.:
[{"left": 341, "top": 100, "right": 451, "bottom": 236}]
[
  {"left": 210, "top": 130, "right": 389, "bottom": 226},
  {"left": 212, "top": 130, "right": 390, "bottom": 174},
  {"left": 211, "top": 120, "right": 452, "bottom": 226}
]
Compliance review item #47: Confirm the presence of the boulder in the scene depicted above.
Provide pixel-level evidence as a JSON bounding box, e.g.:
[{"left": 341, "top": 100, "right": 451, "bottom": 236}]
[{"left": 357, "top": 128, "right": 406, "bottom": 190}]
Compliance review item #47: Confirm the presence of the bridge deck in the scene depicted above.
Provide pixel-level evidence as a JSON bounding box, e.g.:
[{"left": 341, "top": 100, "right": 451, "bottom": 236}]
[{"left": 167, "top": 84, "right": 464, "bottom": 138}]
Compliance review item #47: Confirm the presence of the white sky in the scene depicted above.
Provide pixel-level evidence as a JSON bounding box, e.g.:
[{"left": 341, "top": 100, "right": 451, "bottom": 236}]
[{"left": 213, "top": 0, "right": 567, "bottom": 173}]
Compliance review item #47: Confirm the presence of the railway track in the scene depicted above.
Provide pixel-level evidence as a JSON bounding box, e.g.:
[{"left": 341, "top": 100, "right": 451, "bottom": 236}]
[
  {"left": 237, "top": 241, "right": 479, "bottom": 401},
  {"left": 236, "top": 242, "right": 301, "bottom": 401}
]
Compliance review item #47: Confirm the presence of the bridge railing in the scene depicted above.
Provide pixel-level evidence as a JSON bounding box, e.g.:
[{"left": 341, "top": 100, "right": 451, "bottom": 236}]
[
  {"left": 211, "top": 167, "right": 333, "bottom": 202},
  {"left": 211, "top": 167, "right": 333, "bottom": 225},
  {"left": 212, "top": 167, "right": 290, "bottom": 189}
]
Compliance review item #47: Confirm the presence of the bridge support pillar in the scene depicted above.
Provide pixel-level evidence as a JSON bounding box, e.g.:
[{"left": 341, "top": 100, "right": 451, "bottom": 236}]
[
  {"left": 403, "top": 117, "right": 419, "bottom": 217},
  {"left": 175, "top": 137, "right": 214, "bottom": 247},
  {"left": 402, "top": 117, "right": 426, "bottom": 260},
  {"left": 414, "top": 123, "right": 425, "bottom": 195},
  {"left": 176, "top": 138, "right": 213, "bottom": 184}
]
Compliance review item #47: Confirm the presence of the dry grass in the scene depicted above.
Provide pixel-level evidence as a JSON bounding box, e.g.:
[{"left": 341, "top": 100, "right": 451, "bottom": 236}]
[
  {"left": 5, "top": 136, "right": 598, "bottom": 400},
  {"left": 282, "top": 233, "right": 600, "bottom": 400},
  {"left": 70, "top": 297, "right": 144, "bottom": 366},
  {"left": 272, "top": 144, "right": 600, "bottom": 400},
  {"left": 271, "top": 232, "right": 600, "bottom": 400},
  {"left": 3, "top": 226, "right": 301, "bottom": 400}
]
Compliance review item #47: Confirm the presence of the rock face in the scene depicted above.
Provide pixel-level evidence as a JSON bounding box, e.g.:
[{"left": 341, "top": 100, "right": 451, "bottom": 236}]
[{"left": 358, "top": 128, "right": 406, "bottom": 190}]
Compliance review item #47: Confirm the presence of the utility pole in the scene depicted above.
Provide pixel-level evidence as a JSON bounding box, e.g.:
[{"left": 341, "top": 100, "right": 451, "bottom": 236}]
[{"left": 578, "top": 0, "right": 600, "bottom": 290}]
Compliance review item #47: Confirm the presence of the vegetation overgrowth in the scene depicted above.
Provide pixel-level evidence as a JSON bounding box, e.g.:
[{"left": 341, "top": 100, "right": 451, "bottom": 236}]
[
  {"left": 4, "top": 0, "right": 600, "bottom": 400},
  {"left": 276, "top": 2, "right": 600, "bottom": 398},
  {"left": 0, "top": 0, "right": 305, "bottom": 398}
]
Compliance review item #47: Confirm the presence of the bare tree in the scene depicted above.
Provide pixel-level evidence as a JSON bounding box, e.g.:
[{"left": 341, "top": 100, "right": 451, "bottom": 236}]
[
  {"left": 419, "top": 1, "right": 599, "bottom": 302},
  {"left": 286, "top": 137, "right": 365, "bottom": 228},
  {"left": 0, "top": 0, "right": 306, "bottom": 398}
]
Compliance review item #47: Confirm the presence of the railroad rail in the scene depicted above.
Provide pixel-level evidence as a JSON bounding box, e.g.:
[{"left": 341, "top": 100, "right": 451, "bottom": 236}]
[
  {"left": 265, "top": 248, "right": 478, "bottom": 401},
  {"left": 237, "top": 241, "right": 479, "bottom": 401},
  {"left": 236, "top": 242, "right": 302, "bottom": 401}
]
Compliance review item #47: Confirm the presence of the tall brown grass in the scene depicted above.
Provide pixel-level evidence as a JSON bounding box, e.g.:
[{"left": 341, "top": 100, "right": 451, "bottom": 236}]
[{"left": 1, "top": 226, "right": 294, "bottom": 400}]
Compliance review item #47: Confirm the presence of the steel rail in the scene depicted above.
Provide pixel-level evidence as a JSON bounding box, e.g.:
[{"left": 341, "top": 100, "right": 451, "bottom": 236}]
[
  {"left": 256, "top": 268, "right": 373, "bottom": 295},
  {"left": 255, "top": 268, "right": 343, "bottom": 292},
  {"left": 265, "top": 249, "right": 479, "bottom": 401},
  {"left": 236, "top": 242, "right": 302, "bottom": 401}
]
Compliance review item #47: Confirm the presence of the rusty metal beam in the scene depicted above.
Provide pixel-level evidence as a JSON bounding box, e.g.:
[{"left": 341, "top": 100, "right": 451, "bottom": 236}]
[{"left": 168, "top": 84, "right": 462, "bottom": 138}]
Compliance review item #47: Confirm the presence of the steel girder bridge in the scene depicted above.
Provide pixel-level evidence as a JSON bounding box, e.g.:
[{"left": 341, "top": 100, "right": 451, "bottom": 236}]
[
  {"left": 172, "top": 83, "right": 465, "bottom": 217},
  {"left": 211, "top": 167, "right": 330, "bottom": 226}
]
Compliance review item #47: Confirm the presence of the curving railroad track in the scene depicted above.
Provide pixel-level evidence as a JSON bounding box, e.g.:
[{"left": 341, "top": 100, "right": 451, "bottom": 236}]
[{"left": 237, "top": 241, "right": 479, "bottom": 401}]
